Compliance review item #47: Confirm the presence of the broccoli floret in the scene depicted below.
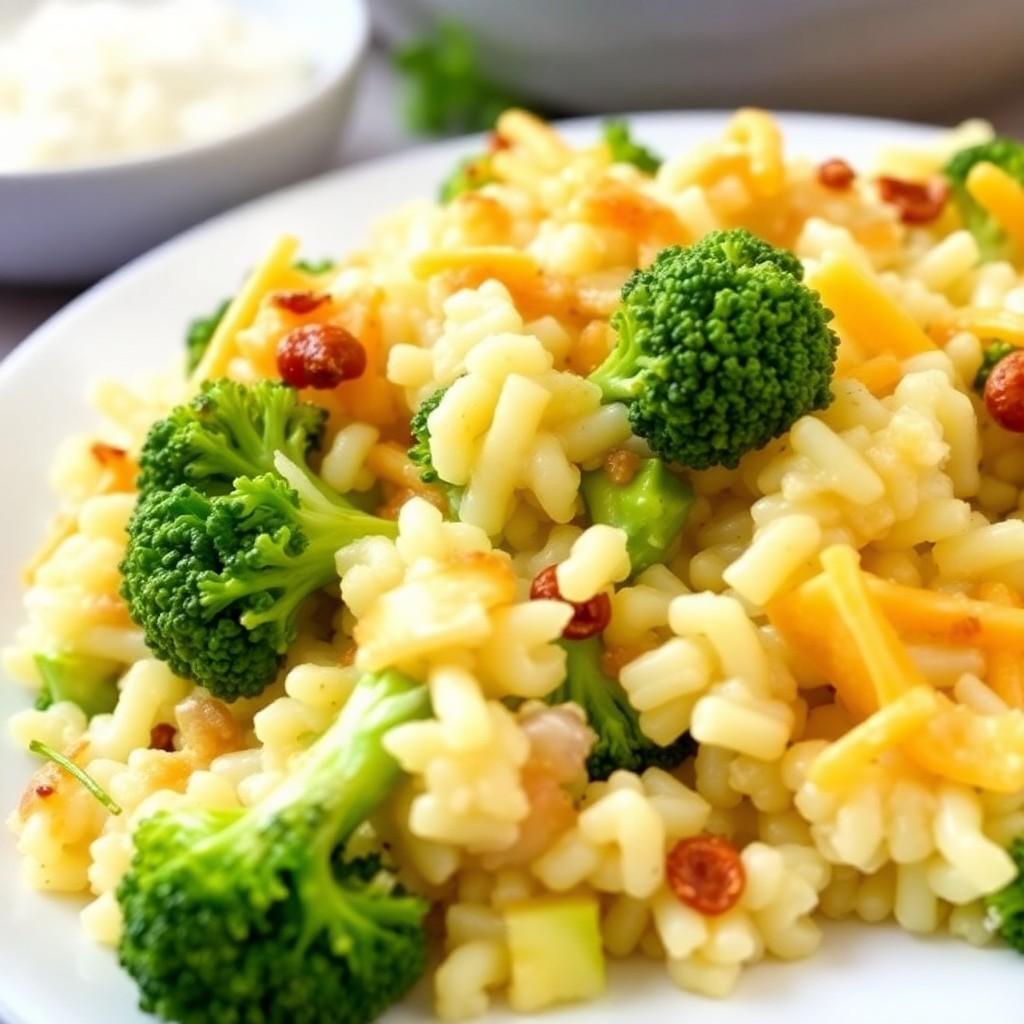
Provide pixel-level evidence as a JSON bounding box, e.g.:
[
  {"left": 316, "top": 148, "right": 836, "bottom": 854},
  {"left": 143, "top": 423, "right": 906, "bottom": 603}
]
[
  {"left": 985, "top": 838, "right": 1024, "bottom": 953},
  {"left": 550, "top": 637, "right": 694, "bottom": 781},
  {"left": 138, "top": 379, "right": 326, "bottom": 498},
  {"left": 408, "top": 387, "right": 447, "bottom": 483},
  {"left": 588, "top": 229, "right": 838, "bottom": 470},
  {"left": 294, "top": 257, "right": 336, "bottom": 275},
  {"left": 602, "top": 120, "right": 662, "bottom": 174},
  {"left": 440, "top": 153, "right": 497, "bottom": 202},
  {"left": 945, "top": 138, "right": 1024, "bottom": 260},
  {"left": 408, "top": 387, "right": 462, "bottom": 516},
  {"left": 117, "top": 668, "right": 431, "bottom": 1024},
  {"left": 394, "top": 19, "right": 521, "bottom": 136},
  {"left": 581, "top": 458, "right": 693, "bottom": 575},
  {"left": 121, "top": 464, "right": 397, "bottom": 701},
  {"left": 185, "top": 299, "right": 230, "bottom": 374},
  {"left": 974, "top": 340, "right": 1016, "bottom": 391},
  {"left": 33, "top": 652, "right": 119, "bottom": 716}
]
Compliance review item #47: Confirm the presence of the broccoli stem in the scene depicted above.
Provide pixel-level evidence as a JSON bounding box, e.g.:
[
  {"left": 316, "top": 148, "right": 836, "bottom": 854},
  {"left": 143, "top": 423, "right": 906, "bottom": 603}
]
[
  {"left": 33, "top": 651, "right": 119, "bottom": 716},
  {"left": 117, "top": 670, "right": 432, "bottom": 1022},
  {"left": 262, "top": 669, "right": 429, "bottom": 828},
  {"left": 556, "top": 637, "right": 637, "bottom": 730},
  {"left": 588, "top": 306, "right": 646, "bottom": 401},
  {"left": 550, "top": 637, "right": 693, "bottom": 780}
]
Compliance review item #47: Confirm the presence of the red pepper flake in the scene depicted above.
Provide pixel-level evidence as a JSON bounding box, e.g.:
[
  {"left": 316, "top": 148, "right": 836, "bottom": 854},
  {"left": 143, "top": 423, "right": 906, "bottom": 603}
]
[
  {"left": 666, "top": 834, "right": 746, "bottom": 916},
  {"left": 276, "top": 323, "right": 367, "bottom": 390},
  {"left": 149, "top": 723, "right": 177, "bottom": 753},
  {"left": 271, "top": 290, "right": 329, "bottom": 316},
  {"left": 488, "top": 132, "right": 510, "bottom": 153},
  {"left": 817, "top": 158, "right": 856, "bottom": 190},
  {"left": 876, "top": 176, "right": 949, "bottom": 225},
  {"left": 530, "top": 564, "right": 612, "bottom": 640},
  {"left": 90, "top": 441, "right": 127, "bottom": 466},
  {"left": 34, "top": 784, "right": 55, "bottom": 799},
  {"left": 985, "top": 349, "right": 1024, "bottom": 432}
]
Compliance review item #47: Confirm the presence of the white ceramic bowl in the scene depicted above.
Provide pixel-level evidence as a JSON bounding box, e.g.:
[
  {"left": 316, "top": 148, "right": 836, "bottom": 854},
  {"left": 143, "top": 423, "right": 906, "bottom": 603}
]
[
  {"left": 374, "top": 0, "right": 1024, "bottom": 124},
  {"left": 0, "top": 0, "right": 369, "bottom": 284}
]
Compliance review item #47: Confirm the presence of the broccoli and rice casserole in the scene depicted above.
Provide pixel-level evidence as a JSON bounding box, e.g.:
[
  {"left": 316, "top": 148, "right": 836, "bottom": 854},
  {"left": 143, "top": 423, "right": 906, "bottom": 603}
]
[{"left": 6, "top": 108, "right": 1024, "bottom": 1022}]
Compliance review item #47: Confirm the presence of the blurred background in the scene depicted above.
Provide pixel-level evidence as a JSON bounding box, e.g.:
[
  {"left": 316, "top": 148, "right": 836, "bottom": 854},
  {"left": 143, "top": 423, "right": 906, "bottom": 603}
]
[{"left": 4, "top": 0, "right": 1024, "bottom": 360}]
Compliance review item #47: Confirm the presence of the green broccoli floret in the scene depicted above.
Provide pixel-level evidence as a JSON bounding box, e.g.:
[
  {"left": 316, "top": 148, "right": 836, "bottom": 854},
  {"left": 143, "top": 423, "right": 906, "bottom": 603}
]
[
  {"left": 408, "top": 387, "right": 447, "bottom": 483},
  {"left": 121, "top": 463, "right": 397, "bottom": 701},
  {"left": 138, "top": 379, "right": 326, "bottom": 498},
  {"left": 33, "top": 652, "right": 119, "bottom": 715},
  {"left": 550, "top": 637, "right": 694, "bottom": 781},
  {"left": 974, "top": 340, "right": 1016, "bottom": 391},
  {"left": 602, "top": 120, "right": 662, "bottom": 174},
  {"left": 394, "top": 19, "right": 522, "bottom": 136},
  {"left": 185, "top": 299, "right": 230, "bottom": 374},
  {"left": 117, "top": 668, "right": 431, "bottom": 1024},
  {"left": 588, "top": 229, "right": 838, "bottom": 470},
  {"left": 439, "top": 152, "right": 497, "bottom": 203},
  {"left": 294, "top": 257, "right": 336, "bottom": 275},
  {"left": 408, "top": 387, "right": 462, "bottom": 517},
  {"left": 985, "top": 837, "right": 1024, "bottom": 953},
  {"left": 945, "top": 138, "right": 1024, "bottom": 260},
  {"left": 581, "top": 458, "right": 693, "bottom": 575}
]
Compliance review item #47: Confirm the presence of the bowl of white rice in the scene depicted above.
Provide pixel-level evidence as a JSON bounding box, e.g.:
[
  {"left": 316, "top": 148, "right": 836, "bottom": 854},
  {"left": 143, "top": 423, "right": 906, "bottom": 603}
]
[{"left": 0, "top": 0, "right": 369, "bottom": 284}]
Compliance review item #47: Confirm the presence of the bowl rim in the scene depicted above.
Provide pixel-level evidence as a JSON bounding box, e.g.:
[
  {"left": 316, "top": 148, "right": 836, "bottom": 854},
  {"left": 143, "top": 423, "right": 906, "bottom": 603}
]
[{"left": 0, "top": 0, "right": 369, "bottom": 182}]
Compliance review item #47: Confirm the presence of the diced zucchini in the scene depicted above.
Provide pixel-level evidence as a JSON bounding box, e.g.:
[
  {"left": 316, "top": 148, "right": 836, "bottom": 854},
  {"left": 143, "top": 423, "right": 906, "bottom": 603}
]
[{"left": 503, "top": 896, "right": 605, "bottom": 1012}]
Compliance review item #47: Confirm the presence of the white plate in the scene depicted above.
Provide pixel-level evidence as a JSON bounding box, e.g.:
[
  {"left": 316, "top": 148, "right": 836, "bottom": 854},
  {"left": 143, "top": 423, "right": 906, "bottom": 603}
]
[{"left": 0, "top": 112, "right": 1019, "bottom": 1024}]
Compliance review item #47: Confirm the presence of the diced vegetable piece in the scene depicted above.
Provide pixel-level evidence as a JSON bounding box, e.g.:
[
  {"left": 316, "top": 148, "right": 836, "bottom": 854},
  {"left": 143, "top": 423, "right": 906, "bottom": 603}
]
[
  {"left": 33, "top": 652, "right": 119, "bottom": 716},
  {"left": 503, "top": 897, "right": 605, "bottom": 1013},
  {"left": 581, "top": 458, "right": 693, "bottom": 574}
]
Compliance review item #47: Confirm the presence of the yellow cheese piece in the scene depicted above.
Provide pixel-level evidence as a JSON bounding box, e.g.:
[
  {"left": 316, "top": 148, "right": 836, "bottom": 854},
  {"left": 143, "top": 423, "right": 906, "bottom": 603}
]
[
  {"left": 409, "top": 246, "right": 540, "bottom": 283},
  {"left": 189, "top": 233, "right": 300, "bottom": 387},
  {"left": 725, "top": 107, "right": 785, "bottom": 197},
  {"left": 907, "top": 693, "right": 1024, "bottom": 793},
  {"left": 808, "top": 685, "right": 941, "bottom": 792},
  {"left": 952, "top": 307, "right": 1024, "bottom": 347},
  {"left": 965, "top": 160, "right": 1024, "bottom": 252},
  {"left": 809, "top": 255, "right": 935, "bottom": 358},
  {"left": 820, "top": 545, "right": 927, "bottom": 707},
  {"left": 977, "top": 582, "right": 1024, "bottom": 709},
  {"left": 863, "top": 575, "right": 1024, "bottom": 653},
  {"left": 838, "top": 351, "right": 902, "bottom": 396},
  {"left": 768, "top": 547, "right": 932, "bottom": 719}
]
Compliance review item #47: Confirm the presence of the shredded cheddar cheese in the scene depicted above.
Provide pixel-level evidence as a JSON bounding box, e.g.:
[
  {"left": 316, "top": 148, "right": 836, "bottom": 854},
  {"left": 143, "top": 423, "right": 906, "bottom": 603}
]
[
  {"left": 837, "top": 352, "right": 903, "bottom": 396},
  {"left": 190, "top": 234, "right": 300, "bottom": 386},
  {"left": 951, "top": 306, "right": 1024, "bottom": 347},
  {"left": 724, "top": 107, "right": 785, "bottom": 198},
  {"left": 965, "top": 161, "right": 1024, "bottom": 252},
  {"left": 977, "top": 582, "right": 1024, "bottom": 708},
  {"left": 807, "top": 686, "right": 941, "bottom": 793},
  {"left": 809, "top": 255, "right": 935, "bottom": 358},
  {"left": 410, "top": 247, "right": 541, "bottom": 284}
]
